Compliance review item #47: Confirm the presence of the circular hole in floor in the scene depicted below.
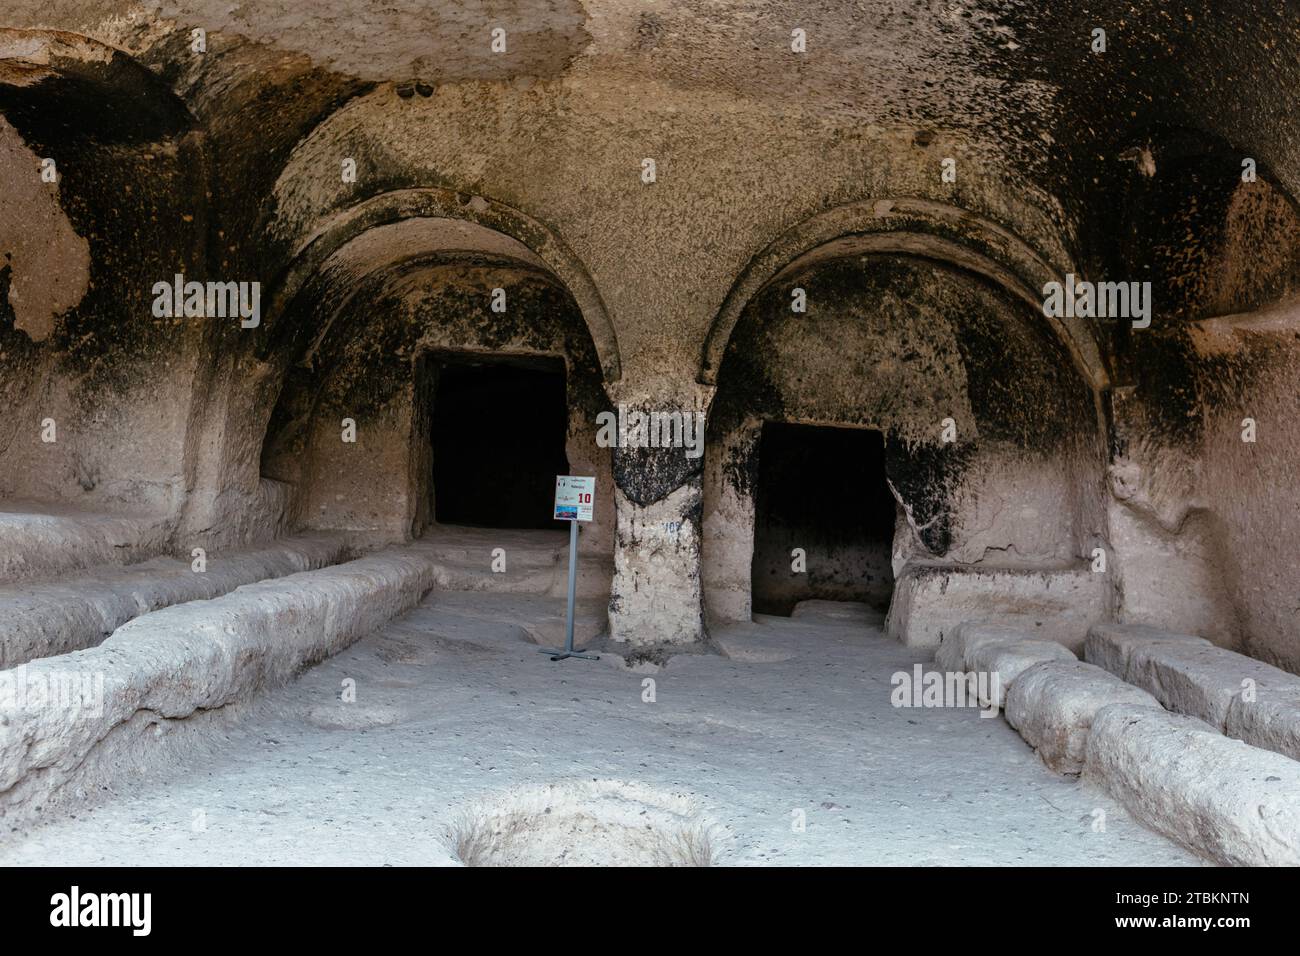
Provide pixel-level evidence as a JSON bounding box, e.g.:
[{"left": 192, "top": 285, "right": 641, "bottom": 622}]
[{"left": 447, "top": 780, "right": 725, "bottom": 866}]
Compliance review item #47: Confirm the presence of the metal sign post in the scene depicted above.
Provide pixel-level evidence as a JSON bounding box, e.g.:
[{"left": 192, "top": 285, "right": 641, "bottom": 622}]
[{"left": 540, "top": 476, "right": 599, "bottom": 662}]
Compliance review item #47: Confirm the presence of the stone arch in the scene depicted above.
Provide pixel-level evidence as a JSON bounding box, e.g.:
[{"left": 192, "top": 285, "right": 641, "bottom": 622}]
[
  {"left": 252, "top": 213, "right": 615, "bottom": 545},
  {"left": 700, "top": 228, "right": 1110, "bottom": 638},
  {"left": 699, "top": 198, "right": 1109, "bottom": 392},
  {"left": 258, "top": 188, "right": 621, "bottom": 382},
  {"left": 0, "top": 28, "right": 195, "bottom": 144}
]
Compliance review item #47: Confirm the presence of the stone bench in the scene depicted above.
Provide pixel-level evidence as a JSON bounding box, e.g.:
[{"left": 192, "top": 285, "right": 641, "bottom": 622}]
[
  {"left": 1004, "top": 660, "right": 1160, "bottom": 773},
  {"left": 934, "top": 621, "right": 1022, "bottom": 672},
  {"left": 0, "top": 534, "right": 355, "bottom": 668},
  {"left": 1085, "top": 703, "right": 1300, "bottom": 866},
  {"left": 887, "top": 562, "right": 1103, "bottom": 652},
  {"left": 0, "top": 547, "right": 436, "bottom": 825},
  {"left": 967, "top": 640, "right": 1076, "bottom": 710},
  {"left": 1086, "top": 622, "right": 1300, "bottom": 762},
  {"left": 1083, "top": 622, "right": 1210, "bottom": 682},
  {"left": 0, "top": 502, "right": 172, "bottom": 586},
  {"left": 933, "top": 621, "right": 1075, "bottom": 709}
]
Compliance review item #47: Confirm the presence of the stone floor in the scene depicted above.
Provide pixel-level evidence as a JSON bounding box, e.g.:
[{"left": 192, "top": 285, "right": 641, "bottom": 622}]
[{"left": 0, "top": 595, "right": 1201, "bottom": 866}]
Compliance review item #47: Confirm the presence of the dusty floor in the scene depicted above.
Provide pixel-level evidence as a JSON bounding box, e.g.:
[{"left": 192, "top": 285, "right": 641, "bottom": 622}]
[{"left": 0, "top": 595, "right": 1200, "bottom": 866}]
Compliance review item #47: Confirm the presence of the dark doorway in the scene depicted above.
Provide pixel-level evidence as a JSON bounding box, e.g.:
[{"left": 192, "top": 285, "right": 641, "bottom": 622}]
[
  {"left": 431, "top": 355, "right": 570, "bottom": 529},
  {"left": 751, "top": 422, "right": 897, "bottom": 616}
]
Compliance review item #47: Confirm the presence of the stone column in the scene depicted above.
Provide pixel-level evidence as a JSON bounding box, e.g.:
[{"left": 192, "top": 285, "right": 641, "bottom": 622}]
[{"left": 605, "top": 386, "right": 713, "bottom": 646}]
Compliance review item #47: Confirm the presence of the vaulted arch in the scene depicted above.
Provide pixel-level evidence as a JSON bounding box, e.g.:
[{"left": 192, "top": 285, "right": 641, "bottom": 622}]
[
  {"left": 258, "top": 188, "right": 621, "bottom": 382},
  {"left": 699, "top": 198, "right": 1109, "bottom": 392},
  {"left": 0, "top": 28, "right": 194, "bottom": 145}
]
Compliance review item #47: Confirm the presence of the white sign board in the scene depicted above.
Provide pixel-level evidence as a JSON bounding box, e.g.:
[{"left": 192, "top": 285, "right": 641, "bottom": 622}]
[{"left": 554, "top": 476, "right": 595, "bottom": 522}]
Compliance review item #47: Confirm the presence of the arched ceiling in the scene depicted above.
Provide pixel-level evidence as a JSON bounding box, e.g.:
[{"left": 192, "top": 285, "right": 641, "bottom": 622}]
[
  {"left": 259, "top": 197, "right": 620, "bottom": 380},
  {"left": 4, "top": 2, "right": 1295, "bottom": 198},
  {"left": 2, "top": 2, "right": 1296, "bottom": 388}
]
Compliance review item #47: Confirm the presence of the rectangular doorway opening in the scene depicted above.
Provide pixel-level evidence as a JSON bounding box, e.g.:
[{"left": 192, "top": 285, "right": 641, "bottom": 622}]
[
  {"left": 431, "top": 354, "right": 570, "bottom": 530},
  {"left": 751, "top": 421, "right": 896, "bottom": 616}
]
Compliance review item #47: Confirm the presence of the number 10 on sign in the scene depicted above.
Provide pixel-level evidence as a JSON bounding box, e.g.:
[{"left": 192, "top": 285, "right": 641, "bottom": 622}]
[{"left": 553, "top": 476, "right": 595, "bottom": 522}]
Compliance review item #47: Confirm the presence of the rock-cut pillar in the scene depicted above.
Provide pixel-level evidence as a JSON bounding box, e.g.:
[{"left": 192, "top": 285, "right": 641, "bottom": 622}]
[{"left": 606, "top": 397, "right": 710, "bottom": 646}]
